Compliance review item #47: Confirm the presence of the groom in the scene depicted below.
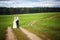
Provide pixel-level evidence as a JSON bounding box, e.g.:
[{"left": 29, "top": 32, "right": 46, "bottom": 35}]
[
  {"left": 16, "top": 16, "right": 19, "bottom": 28},
  {"left": 16, "top": 17, "right": 19, "bottom": 28}
]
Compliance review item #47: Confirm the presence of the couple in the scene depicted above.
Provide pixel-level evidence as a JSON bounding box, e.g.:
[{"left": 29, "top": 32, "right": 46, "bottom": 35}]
[{"left": 13, "top": 16, "right": 19, "bottom": 28}]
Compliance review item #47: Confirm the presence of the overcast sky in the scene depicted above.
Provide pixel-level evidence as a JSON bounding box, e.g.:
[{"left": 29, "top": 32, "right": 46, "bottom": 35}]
[{"left": 0, "top": 0, "right": 60, "bottom": 8}]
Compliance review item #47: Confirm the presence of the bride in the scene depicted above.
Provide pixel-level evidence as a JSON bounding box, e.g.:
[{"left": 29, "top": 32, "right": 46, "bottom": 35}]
[{"left": 13, "top": 16, "right": 19, "bottom": 28}]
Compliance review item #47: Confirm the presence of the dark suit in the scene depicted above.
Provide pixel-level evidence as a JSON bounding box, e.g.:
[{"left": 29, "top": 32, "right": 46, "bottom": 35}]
[{"left": 16, "top": 20, "right": 19, "bottom": 28}]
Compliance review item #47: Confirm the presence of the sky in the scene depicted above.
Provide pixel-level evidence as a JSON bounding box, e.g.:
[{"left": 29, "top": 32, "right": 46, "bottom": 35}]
[{"left": 0, "top": 0, "right": 60, "bottom": 8}]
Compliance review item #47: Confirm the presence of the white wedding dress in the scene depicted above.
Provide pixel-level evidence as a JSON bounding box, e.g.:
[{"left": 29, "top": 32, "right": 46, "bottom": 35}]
[{"left": 13, "top": 16, "right": 18, "bottom": 28}]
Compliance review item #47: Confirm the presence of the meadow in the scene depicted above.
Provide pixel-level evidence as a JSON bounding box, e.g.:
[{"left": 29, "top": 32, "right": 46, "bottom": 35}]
[
  {"left": 20, "top": 12, "right": 60, "bottom": 40},
  {"left": 0, "top": 12, "right": 60, "bottom": 40}
]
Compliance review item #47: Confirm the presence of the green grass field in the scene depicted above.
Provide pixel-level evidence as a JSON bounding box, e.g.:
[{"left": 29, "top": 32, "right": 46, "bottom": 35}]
[
  {"left": 0, "top": 15, "right": 13, "bottom": 40},
  {"left": 0, "top": 12, "right": 60, "bottom": 40},
  {"left": 20, "top": 12, "right": 60, "bottom": 40}
]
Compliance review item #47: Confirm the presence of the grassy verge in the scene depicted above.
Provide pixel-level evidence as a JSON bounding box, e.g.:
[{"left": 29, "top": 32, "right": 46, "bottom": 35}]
[
  {"left": 0, "top": 26, "right": 7, "bottom": 40},
  {"left": 13, "top": 28, "right": 29, "bottom": 40},
  {"left": 0, "top": 15, "right": 13, "bottom": 40}
]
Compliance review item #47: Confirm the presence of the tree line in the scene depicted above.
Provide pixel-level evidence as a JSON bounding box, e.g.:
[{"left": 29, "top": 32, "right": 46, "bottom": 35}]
[{"left": 0, "top": 7, "right": 60, "bottom": 15}]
